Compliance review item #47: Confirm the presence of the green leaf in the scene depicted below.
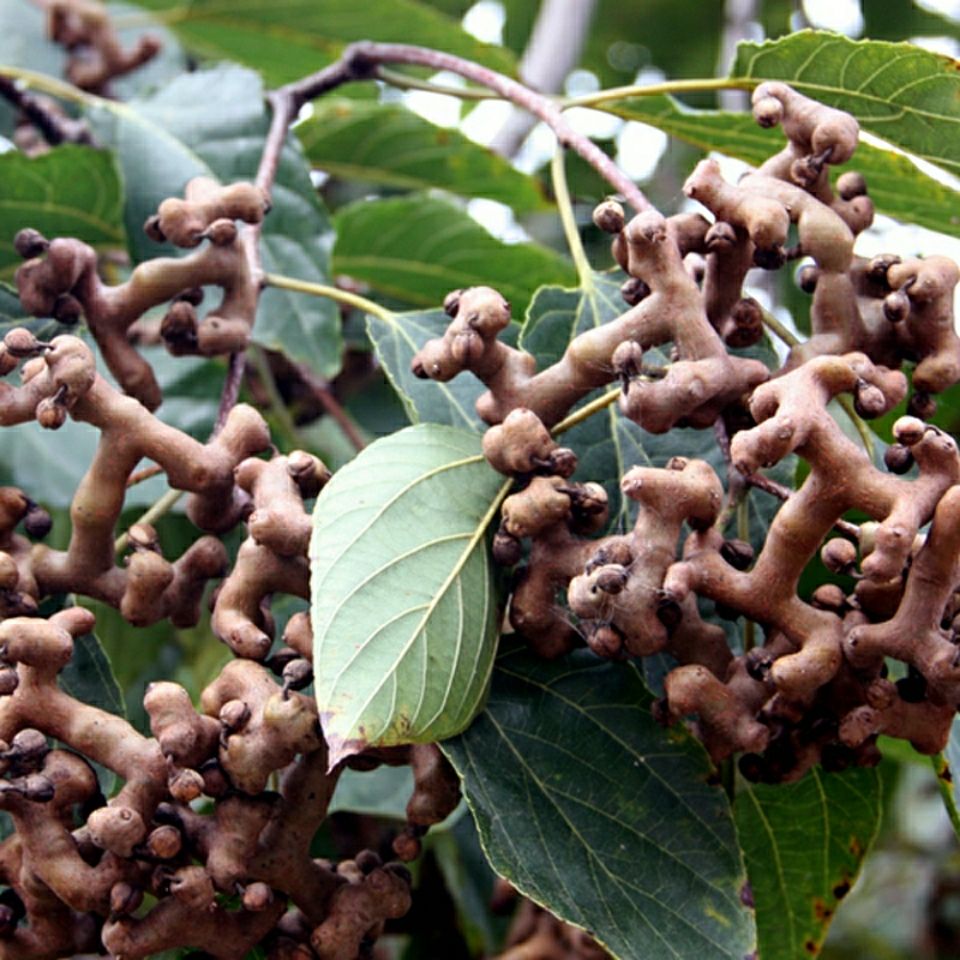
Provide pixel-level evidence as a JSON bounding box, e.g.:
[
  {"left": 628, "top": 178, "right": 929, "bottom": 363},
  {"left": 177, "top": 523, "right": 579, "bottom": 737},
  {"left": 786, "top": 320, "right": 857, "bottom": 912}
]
[
  {"left": 333, "top": 194, "right": 575, "bottom": 316},
  {"left": 366, "top": 308, "right": 486, "bottom": 431},
  {"left": 142, "top": 346, "right": 225, "bottom": 440},
  {"left": 310, "top": 423, "right": 508, "bottom": 766},
  {"left": 734, "top": 766, "right": 883, "bottom": 960},
  {"left": 328, "top": 764, "right": 414, "bottom": 818},
  {"left": 59, "top": 630, "right": 127, "bottom": 718},
  {"left": 861, "top": 0, "right": 960, "bottom": 47},
  {"left": 935, "top": 717, "right": 960, "bottom": 839},
  {"left": 0, "top": 418, "right": 100, "bottom": 510},
  {"left": 444, "top": 646, "right": 755, "bottom": 960},
  {"left": 0, "top": 147, "right": 126, "bottom": 278},
  {"left": 429, "top": 813, "right": 509, "bottom": 957},
  {"left": 87, "top": 64, "right": 341, "bottom": 377},
  {"left": 731, "top": 31, "right": 960, "bottom": 180},
  {"left": 603, "top": 94, "right": 960, "bottom": 239},
  {"left": 298, "top": 98, "right": 546, "bottom": 210},
  {"left": 126, "top": 0, "right": 515, "bottom": 86},
  {"left": 414, "top": 0, "right": 473, "bottom": 15}
]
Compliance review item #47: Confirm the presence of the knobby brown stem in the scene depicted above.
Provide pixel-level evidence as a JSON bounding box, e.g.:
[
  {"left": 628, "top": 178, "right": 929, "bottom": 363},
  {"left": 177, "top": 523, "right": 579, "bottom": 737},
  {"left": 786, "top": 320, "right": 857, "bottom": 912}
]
[{"left": 220, "top": 52, "right": 385, "bottom": 433}]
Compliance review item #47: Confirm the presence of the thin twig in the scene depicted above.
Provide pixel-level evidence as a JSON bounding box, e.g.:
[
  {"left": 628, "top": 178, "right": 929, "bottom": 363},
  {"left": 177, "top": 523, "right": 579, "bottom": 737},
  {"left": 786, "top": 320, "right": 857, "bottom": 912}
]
[
  {"left": 759, "top": 309, "right": 800, "bottom": 348},
  {"left": 736, "top": 499, "right": 756, "bottom": 653},
  {"left": 232, "top": 58, "right": 381, "bottom": 408},
  {"left": 550, "top": 372, "right": 667, "bottom": 437},
  {"left": 374, "top": 66, "right": 497, "bottom": 100},
  {"left": 552, "top": 388, "right": 620, "bottom": 435},
  {"left": 550, "top": 144, "right": 593, "bottom": 286},
  {"left": 563, "top": 76, "right": 754, "bottom": 109},
  {"left": 713, "top": 417, "right": 732, "bottom": 466},
  {"left": 126, "top": 463, "right": 163, "bottom": 488},
  {"left": 214, "top": 350, "right": 247, "bottom": 436},
  {"left": 489, "top": 0, "right": 597, "bottom": 157},
  {"left": 271, "top": 41, "right": 651, "bottom": 213},
  {"left": 838, "top": 394, "right": 876, "bottom": 462},
  {"left": 114, "top": 488, "right": 183, "bottom": 554},
  {"left": 0, "top": 74, "right": 95, "bottom": 145},
  {"left": 743, "top": 472, "right": 860, "bottom": 538},
  {"left": 743, "top": 471, "right": 792, "bottom": 501},
  {"left": 220, "top": 52, "right": 335, "bottom": 427},
  {"left": 713, "top": 414, "right": 748, "bottom": 532},
  {"left": 249, "top": 346, "right": 303, "bottom": 451},
  {"left": 834, "top": 517, "right": 862, "bottom": 539},
  {"left": 263, "top": 273, "right": 392, "bottom": 321},
  {"left": 224, "top": 38, "right": 660, "bottom": 431},
  {"left": 295, "top": 362, "right": 367, "bottom": 452}
]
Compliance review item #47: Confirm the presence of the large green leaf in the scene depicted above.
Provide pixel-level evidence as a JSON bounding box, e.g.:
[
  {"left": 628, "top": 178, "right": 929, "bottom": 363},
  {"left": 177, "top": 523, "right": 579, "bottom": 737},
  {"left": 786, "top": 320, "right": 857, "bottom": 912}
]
[
  {"left": 734, "top": 767, "right": 883, "bottom": 960},
  {"left": 366, "top": 308, "right": 486, "bottom": 431},
  {"left": 87, "top": 64, "right": 341, "bottom": 377},
  {"left": 731, "top": 31, "right": 960, "bottom": 179},
  {"left": 332, "top": 194, "right": 575, "bottom": 315},
  {"left": 0, "top": 147, "right": 126, "bottom": 277},
  {"left": 297, "top": 99, "right": 546, "bottom": 210},
  {"left": 126, "top": 0, "right": 514, "bottom": 86},
  {"left": 604, "top": 94, "right": 960, "bottom": 239},
  {"left": 0, "top": 417, "right": 102, "bottom": 510},
  {"left": 310, "top": 424, "right": 507, "bottom": 766},
  {"left": 444, "top": 646, "right": 756, "bottom": 960}
]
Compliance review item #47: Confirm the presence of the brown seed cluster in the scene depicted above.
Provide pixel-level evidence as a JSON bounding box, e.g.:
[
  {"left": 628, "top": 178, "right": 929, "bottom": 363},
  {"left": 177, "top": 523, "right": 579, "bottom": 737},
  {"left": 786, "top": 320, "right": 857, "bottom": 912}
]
[
  {"left": 0, "top": 171, "right": 461, "bottom": 960},
  {"left": 413, "top": 83, "right": 960, "bottom": 784}
]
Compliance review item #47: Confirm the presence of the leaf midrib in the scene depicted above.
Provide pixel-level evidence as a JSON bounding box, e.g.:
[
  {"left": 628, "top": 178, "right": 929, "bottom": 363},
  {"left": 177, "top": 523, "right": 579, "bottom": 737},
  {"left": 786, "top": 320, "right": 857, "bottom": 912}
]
[{"left": 327, "top": 473, "right": 509, "bottom": 742}]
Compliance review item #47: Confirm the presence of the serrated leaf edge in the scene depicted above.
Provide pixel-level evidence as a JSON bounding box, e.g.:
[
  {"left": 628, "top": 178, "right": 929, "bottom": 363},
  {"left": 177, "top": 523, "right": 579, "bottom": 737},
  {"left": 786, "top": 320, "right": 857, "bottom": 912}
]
[{"left": 443, "top": 659, "right": 756, "bottom": 960}]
